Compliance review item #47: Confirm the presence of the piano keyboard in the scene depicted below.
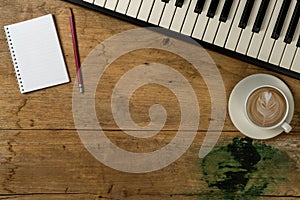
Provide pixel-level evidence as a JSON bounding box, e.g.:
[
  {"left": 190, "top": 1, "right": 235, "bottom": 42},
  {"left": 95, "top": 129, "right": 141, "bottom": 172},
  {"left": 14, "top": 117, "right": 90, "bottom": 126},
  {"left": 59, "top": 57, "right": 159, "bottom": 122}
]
[{"left": 63, "top": 0, "right": 300, "bottom": 80}]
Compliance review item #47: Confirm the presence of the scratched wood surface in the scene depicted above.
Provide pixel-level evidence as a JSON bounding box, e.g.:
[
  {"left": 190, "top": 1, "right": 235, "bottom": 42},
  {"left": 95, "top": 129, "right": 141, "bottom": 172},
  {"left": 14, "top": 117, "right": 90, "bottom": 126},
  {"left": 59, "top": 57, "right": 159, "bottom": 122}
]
[{"left": 0, "top": 0, "right": 299, "bottom": 199}]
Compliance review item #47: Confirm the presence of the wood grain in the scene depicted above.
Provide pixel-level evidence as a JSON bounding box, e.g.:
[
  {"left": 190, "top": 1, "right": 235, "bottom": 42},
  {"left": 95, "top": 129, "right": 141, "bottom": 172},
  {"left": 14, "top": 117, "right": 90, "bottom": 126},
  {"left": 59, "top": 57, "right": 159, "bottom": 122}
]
[{"left": 0, "top": 0, "right": 299, "bottom": 199}]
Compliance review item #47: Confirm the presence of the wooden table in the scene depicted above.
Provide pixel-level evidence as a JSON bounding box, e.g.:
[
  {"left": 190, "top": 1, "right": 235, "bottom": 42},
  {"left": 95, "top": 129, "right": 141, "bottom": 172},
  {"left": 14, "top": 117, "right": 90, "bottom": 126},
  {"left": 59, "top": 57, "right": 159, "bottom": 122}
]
[{"left": 0, "top": 1, "right": 299, "bottom": 199}]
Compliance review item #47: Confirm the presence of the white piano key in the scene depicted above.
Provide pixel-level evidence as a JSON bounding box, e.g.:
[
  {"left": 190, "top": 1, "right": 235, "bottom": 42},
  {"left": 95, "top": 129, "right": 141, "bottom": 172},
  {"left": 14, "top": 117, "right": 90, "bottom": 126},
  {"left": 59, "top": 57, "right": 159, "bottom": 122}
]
[
  {"left": 291, "top": 48, "right": 300, "bottom": 72},
  {"left": 116, "top": 0, "right": 130, "bottom": 14},
  {"left": 225, "top": 0, "right": 248, "bottom": 51},
  {"left": 148, "top": 0, "right": 166, "bottom": 25},
  {"left": 236, "top": 0, "right": 261, "bottom": 54},
  {"left": 280, "top": 22, "right": 300, "bottom": 69},
  {"left": 203, "top": 1, "right": 226, "bottom": 43},
  {"left": 181, "top": 0, "right": 199, "bottom": 36},
  {"left": 170, "top": 0, "right": 191, "bottom": 32},
  {"left": 281, "top": 45, "right": 298, "bottom": 69},
  {"left": 247, "top": 0, "right": 277, "bottom": 58},
  {"left": 214, "top": 0, "right": 240, "bottom": 47},
  {"left": 160, "top": 0, "right": 177, "bottom": 28},
  {"left": 192, "top": 1, "right": 210, "bottom": 40},
  {"left": 269, "top": 0, "right": 297, "bottom": 66},
  {"left": 83, "top": 0, "right": 94, "bottom": 3},
  {"left": 94, "top": 0, "right": 105, "bottom": 7},
  {"left": 127, "top": 0, "right": 142, "bottom": 18},
  {"left": 105, "top": 0, "right": 118, "bottom": 10},
  {"left": 137, "top": 0, "right": 155, "bottom": 22},
  {"left": 258, "top": 1, "right": 283, "bottom": 62}
]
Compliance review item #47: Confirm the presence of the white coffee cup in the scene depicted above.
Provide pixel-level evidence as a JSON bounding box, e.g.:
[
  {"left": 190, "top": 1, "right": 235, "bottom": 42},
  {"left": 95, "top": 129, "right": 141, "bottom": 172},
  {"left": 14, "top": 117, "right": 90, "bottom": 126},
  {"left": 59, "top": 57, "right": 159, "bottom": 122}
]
[{"left": 244, "top": 85, "right": 292, "bottom": 133}]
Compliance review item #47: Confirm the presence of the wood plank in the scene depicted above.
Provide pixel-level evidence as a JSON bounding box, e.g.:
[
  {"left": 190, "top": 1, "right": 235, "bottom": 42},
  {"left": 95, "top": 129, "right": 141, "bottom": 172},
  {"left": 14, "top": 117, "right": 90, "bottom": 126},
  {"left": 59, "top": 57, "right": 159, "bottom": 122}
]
[
  {"left": 0, "top": 130, "right": 298, "bottom": 198},
  {"left": 0, "top": 48, "right": 300, "bottom": 131},
  {"left": 0, "top": 3, "right": 299, "bottom": 131}
]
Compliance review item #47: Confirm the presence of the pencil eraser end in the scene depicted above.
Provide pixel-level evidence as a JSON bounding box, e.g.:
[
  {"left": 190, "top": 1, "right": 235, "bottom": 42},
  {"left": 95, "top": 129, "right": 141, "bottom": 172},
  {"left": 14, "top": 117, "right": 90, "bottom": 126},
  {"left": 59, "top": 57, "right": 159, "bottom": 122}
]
[
  {"left": 78, "top": 84, "right": 84, "bottom": 93},
  {"left": 79, "top": 87, "right": 84, "bottom": 93}
]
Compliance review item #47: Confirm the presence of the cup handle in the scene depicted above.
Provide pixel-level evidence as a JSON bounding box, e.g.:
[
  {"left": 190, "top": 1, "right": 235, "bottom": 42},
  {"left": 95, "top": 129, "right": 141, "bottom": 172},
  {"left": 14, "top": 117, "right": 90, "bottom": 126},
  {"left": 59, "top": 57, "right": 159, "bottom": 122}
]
[{"left": 281, "top": 122, "right": 292, "bottom": 133}]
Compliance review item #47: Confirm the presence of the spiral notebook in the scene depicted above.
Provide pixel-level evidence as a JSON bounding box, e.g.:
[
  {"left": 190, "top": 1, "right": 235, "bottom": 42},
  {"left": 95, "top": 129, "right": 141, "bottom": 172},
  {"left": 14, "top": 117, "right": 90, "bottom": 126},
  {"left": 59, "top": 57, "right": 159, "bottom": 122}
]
[{"left": 4, "top": 14, "right": 69, "bottom": 93}]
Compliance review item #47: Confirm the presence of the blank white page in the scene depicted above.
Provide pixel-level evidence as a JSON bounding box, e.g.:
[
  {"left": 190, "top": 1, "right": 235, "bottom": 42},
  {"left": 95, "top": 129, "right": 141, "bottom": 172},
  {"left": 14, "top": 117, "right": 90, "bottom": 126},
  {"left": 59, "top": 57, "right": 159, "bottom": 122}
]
[{"left": 4, "top": 14, "right": 69, "bottom": 93}]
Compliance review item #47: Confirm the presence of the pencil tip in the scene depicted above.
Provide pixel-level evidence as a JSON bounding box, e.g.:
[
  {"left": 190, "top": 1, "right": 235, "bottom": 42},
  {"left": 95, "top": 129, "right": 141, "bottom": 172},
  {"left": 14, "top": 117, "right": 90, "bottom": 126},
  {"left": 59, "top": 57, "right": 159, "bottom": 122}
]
[{"left": 69, "top": 7, "right": 73, "bottom": 16}]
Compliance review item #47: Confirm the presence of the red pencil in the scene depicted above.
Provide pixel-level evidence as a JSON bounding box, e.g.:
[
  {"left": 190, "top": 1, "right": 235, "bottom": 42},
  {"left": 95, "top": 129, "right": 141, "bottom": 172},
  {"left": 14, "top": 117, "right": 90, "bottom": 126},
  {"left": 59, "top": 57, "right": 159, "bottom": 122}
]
[{"left": 69, "top": 8, "right": 83, "bottom": 93}]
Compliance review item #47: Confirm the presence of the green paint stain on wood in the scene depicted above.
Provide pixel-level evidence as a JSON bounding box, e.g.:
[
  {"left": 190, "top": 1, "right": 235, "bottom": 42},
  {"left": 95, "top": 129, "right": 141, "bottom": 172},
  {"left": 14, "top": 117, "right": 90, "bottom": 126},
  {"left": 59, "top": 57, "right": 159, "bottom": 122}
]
[{"left": 201, "top": 137, "right": 294, "bottom": 199}]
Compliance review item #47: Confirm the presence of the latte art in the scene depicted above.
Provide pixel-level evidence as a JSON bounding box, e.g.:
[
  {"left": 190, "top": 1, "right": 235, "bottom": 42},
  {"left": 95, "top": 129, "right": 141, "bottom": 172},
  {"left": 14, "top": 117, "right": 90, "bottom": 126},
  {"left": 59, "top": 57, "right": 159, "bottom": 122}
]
[{"left": 246, "top": 87, "right": 287, "bottom": 127}]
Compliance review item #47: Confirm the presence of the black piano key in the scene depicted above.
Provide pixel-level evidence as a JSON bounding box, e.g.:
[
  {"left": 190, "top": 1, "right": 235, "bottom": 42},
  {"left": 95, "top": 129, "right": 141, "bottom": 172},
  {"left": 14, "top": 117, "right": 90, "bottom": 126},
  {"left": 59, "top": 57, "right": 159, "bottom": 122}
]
[
  {"left": 271, "top": 0, "right": 291, "bottom": 39},
  {"left": 284, "top": 1, "right": 300, "bottom": 44},
  {"left": 219, "top": 0, "right": 233, "bottom": 22},
  {"left": 297, "top": 35, "right": 300, "bottom": 47},
  {"left": 239, "top": 0, "right": 256, "bottom": 29},
  {"left": 194, "top": 0, "right": 206, "bottom": 14},
  {"left": 252, "top": 0, "right": 270, "bottom": 33},
  {"left": 207, "top": 0, "right": 220, "bottom": 18},
  {"left": 175, "top": 0, "right": 184, "bottom": 7},
  {"left": 161, "top": 0, "right": 170, "bottom": 3}
]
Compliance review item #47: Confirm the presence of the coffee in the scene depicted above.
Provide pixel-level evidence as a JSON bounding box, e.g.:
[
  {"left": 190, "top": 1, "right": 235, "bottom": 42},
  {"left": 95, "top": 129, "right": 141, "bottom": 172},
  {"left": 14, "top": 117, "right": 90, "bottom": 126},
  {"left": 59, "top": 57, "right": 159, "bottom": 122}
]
[{"left": 246, "top": 87, "right": 287, "bottom": 127}]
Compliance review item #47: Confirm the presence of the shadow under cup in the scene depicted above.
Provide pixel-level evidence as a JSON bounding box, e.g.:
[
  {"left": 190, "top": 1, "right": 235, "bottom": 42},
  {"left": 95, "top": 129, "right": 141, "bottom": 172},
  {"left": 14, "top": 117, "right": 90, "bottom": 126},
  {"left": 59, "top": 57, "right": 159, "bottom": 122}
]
[{"left": 245, "top": 85, "right": 292, "bottom": 132}]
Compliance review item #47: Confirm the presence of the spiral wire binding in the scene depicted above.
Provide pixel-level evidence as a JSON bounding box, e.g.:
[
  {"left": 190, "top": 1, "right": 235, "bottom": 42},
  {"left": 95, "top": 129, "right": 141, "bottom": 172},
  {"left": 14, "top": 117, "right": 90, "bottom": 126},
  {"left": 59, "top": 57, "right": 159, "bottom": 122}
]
[{"left": 4, "top": 26, "right": 25, "bottom": 93}]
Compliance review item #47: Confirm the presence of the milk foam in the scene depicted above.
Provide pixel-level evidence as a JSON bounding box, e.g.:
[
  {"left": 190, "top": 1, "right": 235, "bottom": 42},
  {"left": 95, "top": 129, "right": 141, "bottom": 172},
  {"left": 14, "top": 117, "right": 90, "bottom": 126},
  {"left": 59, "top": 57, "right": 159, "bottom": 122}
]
[{"left": 246, "top": 87, "right": 286, "bottom": 127}]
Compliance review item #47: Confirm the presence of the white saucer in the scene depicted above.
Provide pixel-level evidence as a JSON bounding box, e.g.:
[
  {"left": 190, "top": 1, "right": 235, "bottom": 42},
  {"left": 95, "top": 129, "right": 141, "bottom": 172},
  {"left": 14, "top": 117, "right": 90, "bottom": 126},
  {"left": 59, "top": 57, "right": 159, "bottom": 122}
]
[{"left": 228, "top": 74, "right": 294, "bottom": 139}]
